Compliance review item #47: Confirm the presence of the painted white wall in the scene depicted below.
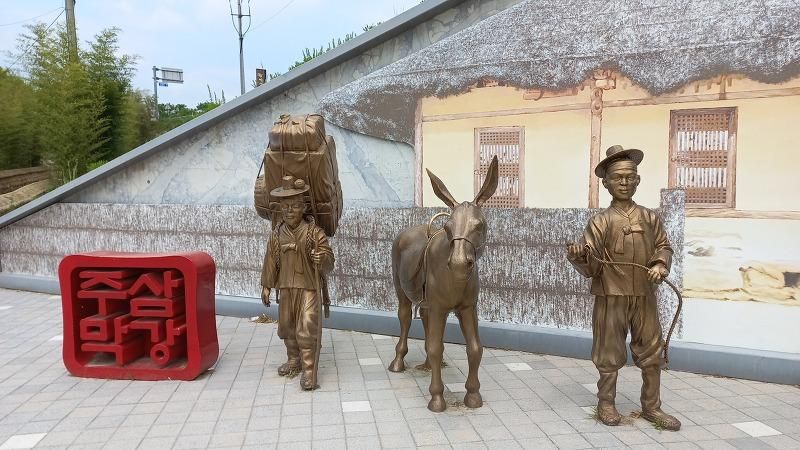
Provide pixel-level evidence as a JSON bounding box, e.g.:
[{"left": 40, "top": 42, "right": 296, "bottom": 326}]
[{"left": 680, "top": 297, "right": 800, "bottom": 353}]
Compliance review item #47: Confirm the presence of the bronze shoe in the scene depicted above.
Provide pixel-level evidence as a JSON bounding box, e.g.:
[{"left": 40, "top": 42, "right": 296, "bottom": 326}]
[
  {"left": 597, "top": 400, "right": 622, "bottom": 426},
  {"left": 277, "top": 361, "right": 300, "bottom": 376},
  {"left": 641, "top": 408, "right": 681, "bottom": 431},
  {"left": 299, "top": 373, "right": 318, "bottom": 391}
]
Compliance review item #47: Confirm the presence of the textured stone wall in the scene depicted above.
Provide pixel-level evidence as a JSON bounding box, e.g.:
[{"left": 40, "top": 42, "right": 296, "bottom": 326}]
[
  {"left": 332, "top": 189, "right": 684, "bottom": 332},
  {"left": 0, "top": 189, "right": 683, "bottom": 332}
]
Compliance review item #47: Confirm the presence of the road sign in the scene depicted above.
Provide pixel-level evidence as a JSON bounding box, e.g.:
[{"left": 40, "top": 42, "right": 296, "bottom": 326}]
[
  {"left": 152, "top": 65, "right": 184, "bottom": 121},
  {"left": 160, "top": 68, "right": 184, "bottom": 84}
]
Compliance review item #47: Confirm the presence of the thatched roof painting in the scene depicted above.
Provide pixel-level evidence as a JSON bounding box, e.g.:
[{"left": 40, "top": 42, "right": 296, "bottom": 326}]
[{"left": 318, "top": 0, "right": 800, "bottom": 144}]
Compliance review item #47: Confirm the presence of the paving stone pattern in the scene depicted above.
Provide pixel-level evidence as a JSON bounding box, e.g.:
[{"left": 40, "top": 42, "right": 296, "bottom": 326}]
[{"left": 0, "top": 289, "right": 798, "bottom": 449}]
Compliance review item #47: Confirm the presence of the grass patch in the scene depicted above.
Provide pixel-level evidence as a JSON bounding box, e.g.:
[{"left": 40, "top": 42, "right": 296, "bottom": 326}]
[
  {"left": 250, "top": 314, "right": 275, "bottom": 324},
  {"left": 653, "top": 415, "right": 668, "bottom": 431}
]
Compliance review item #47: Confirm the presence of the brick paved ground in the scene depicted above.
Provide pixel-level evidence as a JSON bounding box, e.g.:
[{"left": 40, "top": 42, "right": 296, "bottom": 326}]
[{"left": 0, "top": 288, "right": 798, "bottom": 449}]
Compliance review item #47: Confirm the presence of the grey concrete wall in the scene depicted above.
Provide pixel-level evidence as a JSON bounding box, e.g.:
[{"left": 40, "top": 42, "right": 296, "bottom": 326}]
[
  {"left": 0, "top": 189, "right": 684, "bottom": 333},
  {"left": 67, "top": 0, "right": 523, "bottom": 209}
]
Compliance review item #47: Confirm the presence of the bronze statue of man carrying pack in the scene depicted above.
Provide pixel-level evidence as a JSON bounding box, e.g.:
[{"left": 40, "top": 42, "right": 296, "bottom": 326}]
[{"left": 255, "top": 114, "right": 342, "bottom": 390}]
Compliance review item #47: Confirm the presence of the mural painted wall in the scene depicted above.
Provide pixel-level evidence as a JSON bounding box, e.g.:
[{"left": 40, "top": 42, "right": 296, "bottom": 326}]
[
  {"left": 314, "top": 0, "right": 800, "bottom": 354},
  {"left": 2, "top": 0, "right": 797, "bottom": 355},
  {"left": 315, "top": 0, "right": 800, "bottom": 349},
  {"left": 414, "top": 74, "right": 800, "bottom": 353}
]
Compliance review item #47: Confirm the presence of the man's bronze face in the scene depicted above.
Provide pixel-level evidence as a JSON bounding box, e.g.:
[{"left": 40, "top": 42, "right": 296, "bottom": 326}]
[
  {"left": 280, "top": 197, "right": 305, "bottom": 227},
  {"left": 602, "top": 162, "right": 640, "bottom": 201}
]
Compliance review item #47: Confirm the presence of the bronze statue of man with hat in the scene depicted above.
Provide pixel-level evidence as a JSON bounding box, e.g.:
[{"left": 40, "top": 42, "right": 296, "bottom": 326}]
[
  {"left": 567, "top": 145, "right": 681, "bottom": 430},
  {"left": 261, "top": 175, "right": 334, "bottom": 390}
]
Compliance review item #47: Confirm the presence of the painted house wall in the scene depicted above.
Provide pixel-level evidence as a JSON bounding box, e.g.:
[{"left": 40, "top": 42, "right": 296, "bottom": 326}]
[
  {"left": 600, "top": 84, "right": 800, "bottom": 210},
  {"left": 420, "top": 76, "right": 800, "bottom": 212},
  {"left": 735, "top": 96, "right": 800, "bottom": 211},
  {"left": 422, "top": 111, "right": 591, "bottom": 208},
  {"left": 421, "top": 87, "right": 592, "bottom": 208}
]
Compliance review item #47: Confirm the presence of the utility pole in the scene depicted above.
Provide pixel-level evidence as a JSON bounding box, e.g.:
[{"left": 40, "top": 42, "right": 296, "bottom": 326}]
[
  {"left": 153, "top": 66, "right": 159, "bottom": 120},
  {"left": 65, "top": 0, "right": 78, "bottom": 61},
  {"left": 229, "top": 0, "right": 250, "bottom": 95},
  {"left": 236, "top": 0, "right": 245, "bottom": 95}
]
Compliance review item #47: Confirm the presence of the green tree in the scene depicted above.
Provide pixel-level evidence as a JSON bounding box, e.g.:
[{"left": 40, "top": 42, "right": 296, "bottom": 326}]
[
  {"left": 155, "top": 86, "right": 224, "bottom": 133},
  {"left": 14, "top": 23, "right": 109, "bottom": 183},
  {"left": 0, "top": 68, "right": 39, "bottom": 169},
  {"left": 119, "top": 89, "right": 159, "bottom": 153},
  {"left": 84, "top": 28, "right": 140, "bottom": 161},
  {"left": 37, "top": 62, "right": 109, "bottom": 183}
]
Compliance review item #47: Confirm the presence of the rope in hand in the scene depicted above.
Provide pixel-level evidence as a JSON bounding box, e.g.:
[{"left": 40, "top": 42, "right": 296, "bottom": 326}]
[{"left": 584, "top": 247, "right": 683, "bottom": 369}]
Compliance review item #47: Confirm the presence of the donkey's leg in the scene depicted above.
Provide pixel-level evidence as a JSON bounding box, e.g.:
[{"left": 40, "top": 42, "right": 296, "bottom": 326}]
[
  {"left": 425, "top": 307, "right": 448, "bottom": 412},
  {"left": 388, "top": 281, "right": 412, "bottom": 373},
  {"left": 415, "top": 309, "right": 432, "bottom": 370},
  {"left": 458, "top": 305, "right": 483, "bottom": 408}
]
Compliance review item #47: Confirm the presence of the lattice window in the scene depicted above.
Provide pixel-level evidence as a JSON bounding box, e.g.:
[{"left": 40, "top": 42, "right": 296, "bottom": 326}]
[
  {"left": 669, "top": 108, "right": 737, "bottom": 208},
  {"left": 475, "top": 127, "right": 524, "bottom": 208}
]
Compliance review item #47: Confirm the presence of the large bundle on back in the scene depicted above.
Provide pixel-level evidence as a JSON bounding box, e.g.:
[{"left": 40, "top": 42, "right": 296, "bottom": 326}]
[{"left": 254, "top": 114, "right": 343, "bottom": 237}]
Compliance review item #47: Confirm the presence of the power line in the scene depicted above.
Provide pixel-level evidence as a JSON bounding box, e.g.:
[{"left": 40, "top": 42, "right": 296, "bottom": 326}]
[
  {"left": 228, "top": 0, "right": 252, "bottom": 37},
  {"left": 250, "top": 0, "right": 297, "bottom": 31},
  {"left": 0, "top": 6, "right": 63, "bottom": 27},
  {"left": 6, "top": 9, "right": 66, "bottom": 71}
]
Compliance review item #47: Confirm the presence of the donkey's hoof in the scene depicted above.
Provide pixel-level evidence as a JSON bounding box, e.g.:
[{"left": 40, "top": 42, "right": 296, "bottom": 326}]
[
  {"left": 388, "top": 359, "right": 405, "bottom": 373},
  {"left": 464, "top": 392, "right": 483, "bottom": 409},
  {"left": 428, "top": 396, "right": 447, "bottom": 412}
]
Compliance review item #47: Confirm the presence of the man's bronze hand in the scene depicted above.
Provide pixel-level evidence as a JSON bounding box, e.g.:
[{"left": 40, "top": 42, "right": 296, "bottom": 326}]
[
  {"left": 261, "top": 287, "right": 271, "bottom": 307},
  {"left": 648, "top": 263, "right": 668, "bottom": 284},
  {"left": 567, "top": 243, "right": 586, "bottom": 261},
  {"left": 311, "top": 249, "right": 324, "bottom": 266}
]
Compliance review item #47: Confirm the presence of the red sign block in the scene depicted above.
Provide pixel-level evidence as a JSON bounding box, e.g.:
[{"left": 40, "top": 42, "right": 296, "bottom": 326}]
[{"left": 59, "top": 252, "right": 218, "bottom": 381}]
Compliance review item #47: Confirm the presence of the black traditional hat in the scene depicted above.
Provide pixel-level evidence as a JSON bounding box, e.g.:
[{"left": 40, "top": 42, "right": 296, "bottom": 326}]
[
  {"left": 270, "top": 175, "right": 310, "bottom": 198},
  {"left": 594, "top": 145, "right": 644, "bottom": 178}
]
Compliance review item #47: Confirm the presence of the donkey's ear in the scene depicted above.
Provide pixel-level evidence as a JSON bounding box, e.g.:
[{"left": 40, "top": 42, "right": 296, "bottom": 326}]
[
  {"left": 474, "top": 155, "right": 499, "bottom": 206},
  {"left": 426, "top": 168, "right": 458, "bottom": 208}
]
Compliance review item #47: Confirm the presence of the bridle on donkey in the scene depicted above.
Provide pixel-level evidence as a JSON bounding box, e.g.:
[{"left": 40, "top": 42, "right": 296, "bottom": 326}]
[{"left": 414, "top": 211, "right": 485, "bottom": 319}]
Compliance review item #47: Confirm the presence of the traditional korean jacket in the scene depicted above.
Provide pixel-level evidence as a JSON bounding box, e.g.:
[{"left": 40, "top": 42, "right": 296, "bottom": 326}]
[
  {"left": 570, "top": 201, "right": 672, "bottom": 296},
  {"left": 261, "top": 220, "right": 334, "bottom": 290}
]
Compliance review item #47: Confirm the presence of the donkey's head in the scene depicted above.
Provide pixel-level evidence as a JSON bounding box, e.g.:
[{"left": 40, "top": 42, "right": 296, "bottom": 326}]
[{"left": 426, "top": 156, "right": 499, "bottom": 280}]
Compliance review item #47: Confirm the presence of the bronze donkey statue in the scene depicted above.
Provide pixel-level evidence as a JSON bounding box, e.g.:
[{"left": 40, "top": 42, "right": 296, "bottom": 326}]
[{"left": 388, "top": 156, "right": 499, "bottom": 412}]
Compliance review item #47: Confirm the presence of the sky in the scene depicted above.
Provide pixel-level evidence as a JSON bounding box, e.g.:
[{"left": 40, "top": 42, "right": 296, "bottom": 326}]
[{"left": 1, "top": 0, "right": 421, "bottom": 106}]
